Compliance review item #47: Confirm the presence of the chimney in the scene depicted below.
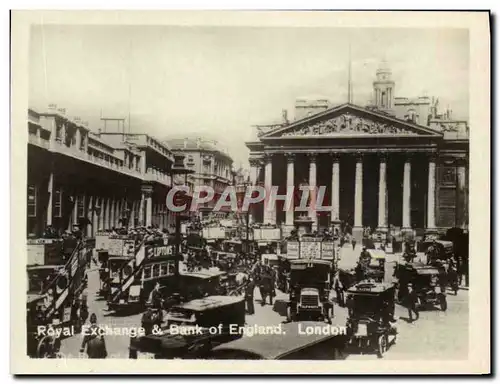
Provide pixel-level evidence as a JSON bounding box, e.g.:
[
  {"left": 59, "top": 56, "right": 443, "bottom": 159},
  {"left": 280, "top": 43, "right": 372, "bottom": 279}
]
[
  {"left": 183, "top": 137, "right": 188, "bottom": 149},
  {"left": 48, "top": 103, "right": 58, "bottom": 112},
  {"left": 282, "top": 109, "right": 289, "bottom": 124},
  {"left": 196, "top": 138, "right": 201, "bottom": 148},
  {"left": 74, "top": 116, "right": 81, "bottom": 124},
  {"left": 57, "top": 107, "right": 66, "bottom": 116}
]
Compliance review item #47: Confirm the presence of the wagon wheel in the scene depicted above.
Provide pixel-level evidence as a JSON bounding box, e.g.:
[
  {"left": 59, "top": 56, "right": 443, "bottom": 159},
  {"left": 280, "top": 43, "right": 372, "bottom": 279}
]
[
  {"left": 36, "top": 336, "right": 55, "bottom": 358},
  {"left": 376, "top": 334, "right": 388, "bottom": 358}
]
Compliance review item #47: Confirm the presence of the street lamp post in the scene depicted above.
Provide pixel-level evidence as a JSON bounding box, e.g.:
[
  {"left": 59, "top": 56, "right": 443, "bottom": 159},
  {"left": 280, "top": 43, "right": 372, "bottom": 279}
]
[{"left": 170, "top": 153, "right": 195, "bottom": 277}]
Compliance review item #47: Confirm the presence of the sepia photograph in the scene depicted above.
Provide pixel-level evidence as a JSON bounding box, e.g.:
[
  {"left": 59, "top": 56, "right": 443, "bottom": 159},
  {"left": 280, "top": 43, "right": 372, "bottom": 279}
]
[{"left": 10, "top": 10, "right": 490, "bottom": 374}]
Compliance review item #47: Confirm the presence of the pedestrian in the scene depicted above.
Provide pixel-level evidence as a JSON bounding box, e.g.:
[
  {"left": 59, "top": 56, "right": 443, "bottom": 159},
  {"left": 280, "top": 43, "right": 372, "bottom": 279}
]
[
  {"left": 351, "top": 237, "right": 357, "bottom": 251},
  {"left": 406, "top": 283, "right": 419, "bottom": 323},
  {"left": 245, "top": 276, "right": 255, "bottom": 315},
  {"left": 149, "top": 282, "right": 164, "bottom": 325},
  {"left": 141, "top": 307, "right": 155, "bottom": 336},
  {"left": 80, "top": 313, "right": 107, "bottom": 359}
]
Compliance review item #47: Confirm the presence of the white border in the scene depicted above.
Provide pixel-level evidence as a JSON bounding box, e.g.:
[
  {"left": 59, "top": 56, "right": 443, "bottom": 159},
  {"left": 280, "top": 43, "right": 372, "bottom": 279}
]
[{"left": 9, "top": 10, "right": 490, "bottom": 375}]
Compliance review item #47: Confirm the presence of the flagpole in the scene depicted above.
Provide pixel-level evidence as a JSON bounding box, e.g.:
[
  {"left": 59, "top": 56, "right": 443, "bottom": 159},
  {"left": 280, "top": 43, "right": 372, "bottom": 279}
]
[{"left": 347, "top": 43, "right": 352, "bottom": 104}]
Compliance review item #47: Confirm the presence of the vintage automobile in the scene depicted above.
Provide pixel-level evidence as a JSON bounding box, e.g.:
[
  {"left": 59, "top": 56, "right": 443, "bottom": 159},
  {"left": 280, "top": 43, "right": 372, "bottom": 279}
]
[
  {"left": 212, "top": 251, "right": 238, "bottom": 272},
  {"left": 423, "top": 240, "right": 454, "bottom": 264},
  {"left": 345, "top": 281, "right": 398, "bottom": 358},
  {"left": 177, "top": 270, "right": 228, "bottom": 301},
  {"left": 222, "top": 239, "right": 243, "bottom": 254},
  {"left": 286, "top": 259, "right": 334, "bottom": 323},
  {"left": 206, "top": 321, "right": 348, "bottom": 360},
  {"left": 364, "top": 249, "right": 386, "bottom": 282},
  {"left": 261, "top": 253, "right": 280, "bottom": 268},
  {"left": 394, "top": 262, "right": 448, "bottom": 311},
  {"left": 129, "top": 295, "right": 245, "bottom": 359}
]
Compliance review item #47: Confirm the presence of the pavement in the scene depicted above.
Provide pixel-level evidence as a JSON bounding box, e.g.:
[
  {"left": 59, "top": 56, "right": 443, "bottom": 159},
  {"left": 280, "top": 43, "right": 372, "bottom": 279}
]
[{"left": 60, "top": 244, "right": 468, "bottom": 360}]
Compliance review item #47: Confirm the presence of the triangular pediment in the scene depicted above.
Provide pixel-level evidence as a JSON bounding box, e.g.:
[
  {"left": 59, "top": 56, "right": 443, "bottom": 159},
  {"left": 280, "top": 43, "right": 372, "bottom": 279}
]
[{"left": 260, "top": 104, "right": 443, "bottom": 139}]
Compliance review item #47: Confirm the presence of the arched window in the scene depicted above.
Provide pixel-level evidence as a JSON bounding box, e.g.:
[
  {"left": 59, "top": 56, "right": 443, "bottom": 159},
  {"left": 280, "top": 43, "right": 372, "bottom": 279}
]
[{"left": 406, "top": 109, "right": 418, "bottom": 123}]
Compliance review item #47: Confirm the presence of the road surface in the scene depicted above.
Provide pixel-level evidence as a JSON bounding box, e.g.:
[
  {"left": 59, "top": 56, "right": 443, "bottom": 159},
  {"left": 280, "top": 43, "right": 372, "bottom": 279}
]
[{"left": 60, "top": 244, "right": 468, "bottom": 360}]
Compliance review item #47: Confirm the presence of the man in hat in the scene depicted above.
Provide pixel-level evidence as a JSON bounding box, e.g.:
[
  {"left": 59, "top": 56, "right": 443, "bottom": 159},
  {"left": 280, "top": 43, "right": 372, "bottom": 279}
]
[
  {"left": 406, "top": 283, "right": 419, "bottom": 323},
  {"left": 80, "top": 313, "right": 107, "bottom": 358},
  {"left": 141, "top": 307, "right": 155, "bottom": 336},
  {"left": 244, "top": 275, "right": 255, "bottom": 315},
  {"left": 149, "top": 282, "right": 164, "bottom": 325}
]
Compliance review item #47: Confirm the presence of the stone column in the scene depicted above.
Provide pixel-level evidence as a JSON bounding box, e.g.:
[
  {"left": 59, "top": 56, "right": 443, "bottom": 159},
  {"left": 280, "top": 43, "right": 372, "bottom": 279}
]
[
  {"left": 104, "top": 198, "right": 111, "bottom": 230},
  {"left": 377, "top": 154, "right": 388, "bottom": 231},
  {"left": 75, "top": 128, "right": 82, "bottom": 151},
  {"left": 352, "top": 153, "right": 364, "bottom": 242},
  {"left": 427, "top": 155, "right": 437, "bottom": 230},
  {"left": 263, "top": 155, "right": 275, "bottom": 225},
  {"left": 330, "top": 154, "right": 340, "bottom": 222},
  {"left": 46, "top": 172, "right": 54, "bottom": 226},
  {"left": 308, "top": 154, "right": 318, "bottom": 231},
  {"left": 93, "top": 197, "right": 100, "bottom": 232},
  {"left": 402, "top": 155, "right": 412, "bottom": 230},
  {"left": 249, "top": 160, "right": 260, "bottom": 186},
  {"left": 249, "top": 159, "right": 261, "bottom": 224},
  {"left": 115, "top": 199, "right": 122, "bottom": 227},
  {"left": 109, "top": 198, "right": 116, "bottom": 229},
  {"left": 86, "top": 195, "right": 93, "bottom": 237},
  {"left": 72, "top": 194, "right": 79, "bottom": 226},
  {"left": 457, "top": 159, "right": 468, "bottom": 229},
  {"left": 285, "top": 153, "right": 295, "bottom": 227},
  {"left": 138, "top": 194, "right": 145, "bottom": 226},
  {"left": 129, "top": 200, "right": 136, "bottom": 229},
  {"left": 145, "top": 193, "right": 153, "bottom": 228}
]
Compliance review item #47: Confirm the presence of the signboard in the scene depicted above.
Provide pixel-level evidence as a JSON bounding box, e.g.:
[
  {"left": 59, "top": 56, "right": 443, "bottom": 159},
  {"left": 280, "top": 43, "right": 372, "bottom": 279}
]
[
  {"left": 220, "top": 219, "right": 233, "bottom": 227},
  {"left": 202, "top": 227, "right": 226, "bottom": 239},
  {"left": 321, "top": 241, "right": 335, "bottom": 260},
  {"left": 287, "top": 241, "right": 300, "bottom": 259},
  {"left": 291, "top": 263, "right": 307, "bottom": 270},
  {"left": 300, "top": 241, "right": 321, "bottom": 259},
  {"left": 95, "top": 233, "right": 110, "bottom": 250},
  {"left": 27, "top": 241, "right": 63, "bottom": 266},
  {"left": 27, "top": 244, "right": 45, "bottom": 265},
  {"left": 286, "top": 239, "right": 335, "bottom": 260},
  {"left": 149, "top": 245, "right": 172, "bottom": 258},
  {"left": 108, "top": 238, "right": 136, "bottom": 257},
  {"left": 253, "top": 228, "right": 281, "bottom": 241},
  {"left": 123, "top": 240, "right": 136, "bottom": 256}
]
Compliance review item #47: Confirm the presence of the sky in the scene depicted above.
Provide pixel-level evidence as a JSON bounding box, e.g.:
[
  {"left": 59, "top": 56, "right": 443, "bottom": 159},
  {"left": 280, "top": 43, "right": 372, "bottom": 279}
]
[{"left": 29, "top": 26, "right": 469, "bottom": 168}]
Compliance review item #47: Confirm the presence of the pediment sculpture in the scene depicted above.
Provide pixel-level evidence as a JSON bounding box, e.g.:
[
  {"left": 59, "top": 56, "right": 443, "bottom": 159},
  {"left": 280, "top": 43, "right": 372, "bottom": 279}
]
[{"left": 280, "top": 114, "right": 419, "bottom": 137}]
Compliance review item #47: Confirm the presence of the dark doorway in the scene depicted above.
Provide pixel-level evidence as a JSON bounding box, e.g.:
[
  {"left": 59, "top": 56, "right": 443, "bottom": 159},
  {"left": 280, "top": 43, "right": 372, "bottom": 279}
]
[
  {"left": 411, "top": 154, "right": 428, "bottom": 230},
  {"left": 362, "top": 154, "right": 379, "bottom": 230},
  {"left": 339, "top": 156, "right": 355, "bottom": 227},
  {"left": 387, "top": 154, "right": 404, "bottom": 228}
]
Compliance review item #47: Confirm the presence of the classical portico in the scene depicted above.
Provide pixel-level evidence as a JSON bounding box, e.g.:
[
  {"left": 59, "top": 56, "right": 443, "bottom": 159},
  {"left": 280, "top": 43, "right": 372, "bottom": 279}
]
[{"left": 247, "top": 103, "right": 468, "bottom": 241}]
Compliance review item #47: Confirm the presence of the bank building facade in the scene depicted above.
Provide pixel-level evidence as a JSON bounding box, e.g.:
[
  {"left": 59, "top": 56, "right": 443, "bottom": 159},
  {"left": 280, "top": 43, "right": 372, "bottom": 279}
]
[{"left": 245, "top": 63, "right": 469, "bottom": 241}]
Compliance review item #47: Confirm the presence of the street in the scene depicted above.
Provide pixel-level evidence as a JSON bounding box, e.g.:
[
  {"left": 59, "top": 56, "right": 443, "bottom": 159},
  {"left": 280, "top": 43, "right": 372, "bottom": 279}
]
[{"left": 60, "top": 244, "right": 468, "bottom": 360}]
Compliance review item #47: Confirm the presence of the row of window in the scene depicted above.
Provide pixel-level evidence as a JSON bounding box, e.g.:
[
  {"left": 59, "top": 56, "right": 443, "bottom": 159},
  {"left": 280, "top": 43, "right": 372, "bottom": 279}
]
[
  {"left": 27, "top": 185, "right": 137, "bottom": 219},
  {"left": 141, "top": 261, "right": 175, "bottom": 281},
  {"left": 55, "top": 123, "right": 87, "bottom": 150}
]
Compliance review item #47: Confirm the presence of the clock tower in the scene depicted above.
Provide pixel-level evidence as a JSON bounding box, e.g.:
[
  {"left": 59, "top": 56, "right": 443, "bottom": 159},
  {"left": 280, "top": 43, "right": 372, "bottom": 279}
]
[{"left": 373, "top": 61, "right": 395, "bottom": 112}]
